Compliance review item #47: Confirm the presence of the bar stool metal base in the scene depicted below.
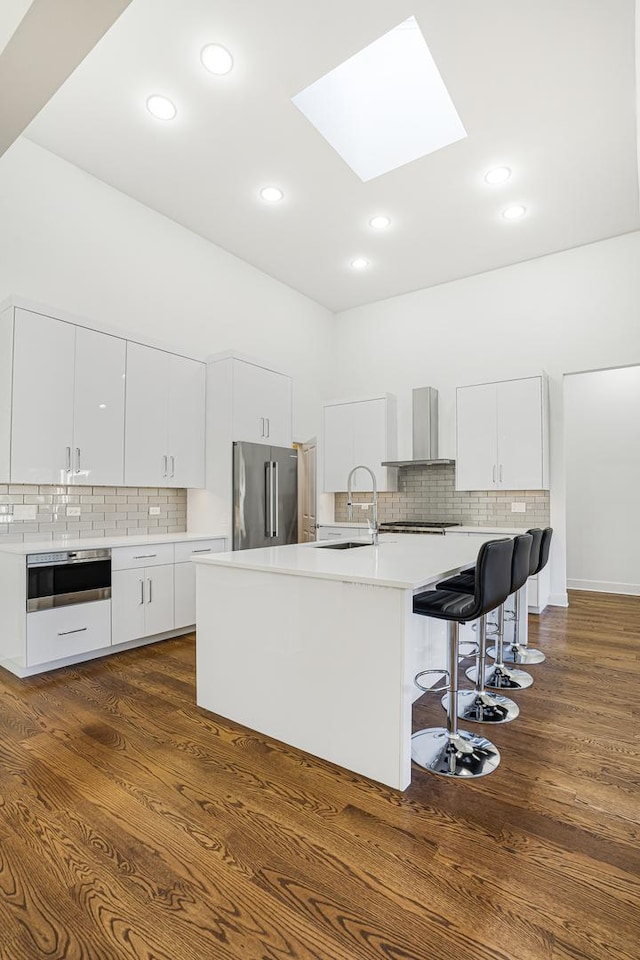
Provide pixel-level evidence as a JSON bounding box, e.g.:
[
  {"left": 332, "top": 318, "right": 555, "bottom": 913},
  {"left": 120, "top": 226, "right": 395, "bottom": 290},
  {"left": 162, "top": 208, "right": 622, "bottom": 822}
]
[
  {"left": 441, "top": 689, "right": 520, "bottom": 723},
  {"left": 467, "top": 663, "right": 534, "bottom": 690},
  {"left": 488, "top": 644, "right": 546, "bottom": 665},
  {"left": 411, "top": 728, "right": 501, "bottom": 779}
]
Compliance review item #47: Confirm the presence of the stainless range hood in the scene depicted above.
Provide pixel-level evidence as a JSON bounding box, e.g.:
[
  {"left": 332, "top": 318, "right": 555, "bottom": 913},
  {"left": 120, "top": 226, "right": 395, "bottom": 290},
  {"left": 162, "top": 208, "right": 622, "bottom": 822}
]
[{"left": 382, "top": 387, "right": 454, "bottom": 467}]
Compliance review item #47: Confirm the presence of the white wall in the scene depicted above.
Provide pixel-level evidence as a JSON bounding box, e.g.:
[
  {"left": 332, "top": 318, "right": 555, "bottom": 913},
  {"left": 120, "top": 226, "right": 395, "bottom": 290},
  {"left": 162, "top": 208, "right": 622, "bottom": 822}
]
[
  {"left": 565, "top": 366, "right": 640, "bottom": 595},
  {"left": 0, "top": 137, "right": 334, "bottom": 443},
  {"left": 331, "top": 232, "right": 640, "bottom": 605}
]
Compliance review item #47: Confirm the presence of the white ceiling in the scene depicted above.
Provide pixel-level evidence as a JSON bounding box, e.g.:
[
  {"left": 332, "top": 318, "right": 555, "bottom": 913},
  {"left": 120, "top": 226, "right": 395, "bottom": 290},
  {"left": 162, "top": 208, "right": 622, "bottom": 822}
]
[{"left": 22, "top": 0, "right": 640, "bottom": 312}]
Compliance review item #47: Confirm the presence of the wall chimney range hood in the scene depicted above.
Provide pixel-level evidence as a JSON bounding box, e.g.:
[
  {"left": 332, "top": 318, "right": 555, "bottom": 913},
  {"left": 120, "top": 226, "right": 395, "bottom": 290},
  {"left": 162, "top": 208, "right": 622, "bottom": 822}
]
[{"left": 382, "top": 387, "right": 454, "bottom": 467}]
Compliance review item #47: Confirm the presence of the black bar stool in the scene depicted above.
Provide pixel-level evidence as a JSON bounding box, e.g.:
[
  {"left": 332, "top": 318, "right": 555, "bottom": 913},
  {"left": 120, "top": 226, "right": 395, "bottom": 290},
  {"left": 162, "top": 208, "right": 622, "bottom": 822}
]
[
  {"left": 436, "top": 533, "right": 532, "bottom": 722},
  {"left": 411, "top": 538, "right": 513, "bottom": 779},
  {"left": 491, "top": 527, "right": 553, "bottom": 666}
]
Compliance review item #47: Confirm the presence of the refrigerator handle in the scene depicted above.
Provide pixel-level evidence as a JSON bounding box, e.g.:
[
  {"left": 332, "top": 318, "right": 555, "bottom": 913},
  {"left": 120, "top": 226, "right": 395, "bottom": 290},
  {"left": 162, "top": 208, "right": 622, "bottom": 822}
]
[
  {"left": 264, "top": 461, "right": 272, "bottom": 537},
  {"left": 273, "top": 461, "right": 279, "bottom": 538}
]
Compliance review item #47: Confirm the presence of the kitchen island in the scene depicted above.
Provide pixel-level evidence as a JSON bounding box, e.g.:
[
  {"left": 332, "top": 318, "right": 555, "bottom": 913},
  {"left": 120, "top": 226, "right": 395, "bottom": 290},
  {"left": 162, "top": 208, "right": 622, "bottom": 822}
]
[{"left": 195, "top": 533, "right": 522, "bottom": 790}]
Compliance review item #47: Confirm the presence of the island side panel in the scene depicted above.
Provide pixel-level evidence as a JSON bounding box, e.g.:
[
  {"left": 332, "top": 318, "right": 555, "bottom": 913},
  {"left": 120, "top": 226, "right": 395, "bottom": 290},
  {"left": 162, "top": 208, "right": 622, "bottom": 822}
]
[{"left": 196, "top": 563, "right": 411, "bottom": 790}]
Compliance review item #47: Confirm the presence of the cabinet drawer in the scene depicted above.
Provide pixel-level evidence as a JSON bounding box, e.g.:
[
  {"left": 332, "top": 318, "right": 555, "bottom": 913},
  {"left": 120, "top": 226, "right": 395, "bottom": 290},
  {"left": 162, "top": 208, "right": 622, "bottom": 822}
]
[
  {"left": 111, "top": 543, "right": 174, "bottom": 570},
  {"left": 174, "top": 538, "right": 226, "bottom": 564},
  {"left": 27, "top": 599, "right": 111, "bottom": 667}
]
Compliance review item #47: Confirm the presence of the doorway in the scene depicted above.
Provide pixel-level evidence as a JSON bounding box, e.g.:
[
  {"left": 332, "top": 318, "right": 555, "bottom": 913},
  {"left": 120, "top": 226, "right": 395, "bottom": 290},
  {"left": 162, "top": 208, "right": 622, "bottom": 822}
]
[
  {"left": 564, "top": 365, "right": 640, "bottom": 595},
  {"left": 298, "top": 438, "right": 317, "bottom": 543}
]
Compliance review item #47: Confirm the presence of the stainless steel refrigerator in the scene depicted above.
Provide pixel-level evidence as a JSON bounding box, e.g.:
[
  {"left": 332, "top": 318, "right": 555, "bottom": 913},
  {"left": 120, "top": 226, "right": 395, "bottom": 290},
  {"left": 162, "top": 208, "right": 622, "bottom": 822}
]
[{"left": 233, "top": 441, "right": 298, "bottom": 550}]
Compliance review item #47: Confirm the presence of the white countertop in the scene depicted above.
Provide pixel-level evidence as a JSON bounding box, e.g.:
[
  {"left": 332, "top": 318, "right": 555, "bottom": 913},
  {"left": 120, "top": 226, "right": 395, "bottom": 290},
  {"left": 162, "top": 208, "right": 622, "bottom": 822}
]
[
  {"left": 317, "top": 521, "right": 367, "bottom": 528},
  {"left": 319, "top": 522, "right": 530, "bottom": 535},
  {"left": 0, "top": 531, "right": 227, "bottom": 556},
  {"left": 194, "top": 532, "right": 500, "bottom": 590}
]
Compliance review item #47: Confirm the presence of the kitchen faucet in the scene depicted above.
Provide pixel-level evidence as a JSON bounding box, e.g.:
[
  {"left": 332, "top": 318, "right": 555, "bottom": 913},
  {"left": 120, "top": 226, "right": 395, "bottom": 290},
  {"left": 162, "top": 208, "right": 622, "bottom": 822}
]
[{"left": 346, "top": 465, "right": 379, "bottom": 546}]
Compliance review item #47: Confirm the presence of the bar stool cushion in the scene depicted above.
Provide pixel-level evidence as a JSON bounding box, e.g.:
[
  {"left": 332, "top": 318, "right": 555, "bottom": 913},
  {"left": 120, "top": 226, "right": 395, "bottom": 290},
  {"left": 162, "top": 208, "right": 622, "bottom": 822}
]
[
  {"left": 413, "top": 589, "right": 477, "bottom": 620},
  {"left": 436, "top": 571, "right": 475, "bottom": 592}
]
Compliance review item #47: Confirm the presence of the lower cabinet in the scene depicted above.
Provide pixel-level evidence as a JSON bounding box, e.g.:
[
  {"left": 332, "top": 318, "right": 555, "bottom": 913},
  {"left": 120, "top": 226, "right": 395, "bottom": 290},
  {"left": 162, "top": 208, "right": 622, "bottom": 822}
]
[
  {"left": 112, "top": 564, "right": 174, "bottom": 645},
  {"left": 26, "top": 599, "right": 111, "bottom": 667},
  {"left": 174, "top": 538, "right": 226, "bottom": 629}
]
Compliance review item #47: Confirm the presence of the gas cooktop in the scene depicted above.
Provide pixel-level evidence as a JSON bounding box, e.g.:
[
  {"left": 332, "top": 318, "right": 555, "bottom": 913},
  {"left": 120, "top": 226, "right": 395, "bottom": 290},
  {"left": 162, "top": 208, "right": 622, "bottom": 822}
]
[{"left": 379, "top": 521, "right": 460, "bottom": 529}]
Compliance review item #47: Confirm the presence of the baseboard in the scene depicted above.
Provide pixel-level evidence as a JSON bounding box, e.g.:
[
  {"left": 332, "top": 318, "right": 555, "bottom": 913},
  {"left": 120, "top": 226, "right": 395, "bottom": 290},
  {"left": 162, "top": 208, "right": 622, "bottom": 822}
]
[
  {"left": 549, "top": 592, "right": 569, "bottom": 607},
  {"left": 567, "top": 580, "right": 640, "bottom": 596}
]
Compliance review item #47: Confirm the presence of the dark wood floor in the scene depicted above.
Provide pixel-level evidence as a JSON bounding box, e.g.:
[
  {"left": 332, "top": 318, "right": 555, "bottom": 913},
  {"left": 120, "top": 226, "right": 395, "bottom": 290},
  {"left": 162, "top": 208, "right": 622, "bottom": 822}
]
[{"left": 0, "top": 591, "right": 638, "bottom": 959}]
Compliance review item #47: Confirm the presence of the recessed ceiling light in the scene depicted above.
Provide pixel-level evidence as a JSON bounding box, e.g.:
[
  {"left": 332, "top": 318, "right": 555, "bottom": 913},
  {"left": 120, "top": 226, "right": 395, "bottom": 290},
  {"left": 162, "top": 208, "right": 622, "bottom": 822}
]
[
  {"left": 260, "top": 186, "right": 283, "bottom": 203},
  {"left": 201, "top": 44, "right": 233, "bottom": 75},
  {"left": 369, "top": 216, "right": 391, "bottom": 230},
  {"left": 351, "top": 257, "right": 370, "bottom": 270},
  {"left": 502, "top": 204, "right": 527, "bottom": 220},
  {"left": 146, "top": 95, "right": 177, "bottom": 120},
  {"left": 485, "top": 166, "right": 511, "bottom": 185}
]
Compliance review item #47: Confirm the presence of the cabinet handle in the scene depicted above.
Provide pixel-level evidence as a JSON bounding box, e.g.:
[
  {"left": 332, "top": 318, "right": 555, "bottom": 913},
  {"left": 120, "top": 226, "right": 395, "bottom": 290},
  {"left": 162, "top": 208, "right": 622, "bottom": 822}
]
[
  {"left": 499, "top": 464, "right": 503, "bottom": 482},
  {"left": 265, "top": 417, "right": 270, "bottom": 438},
  {"left": 191, "top": 548, "right": 211, "bottom": 554},
  {"left": 57, "top": 627, "right": 88, "bottom": 636},
  {"left": 75, "top": 447, "right": 81, "bottom": 474},
  {"left": 139, "top": 579, "right": 144, "bottom": 604},
  {"left": 162, "top": 455, "right": 168, "bottom": 478},
  {"left": 65, "top": 447, "right": 71, "bottom": 472},
  {"left": 492, "top": 465, "right": 496, "bottom": 483},
  {"left": 134, "top": 553, "right": 157, "bottom": 559},
  {"left": 259, "top": 417, "right": 265, "bottom": 437},
  {"left": 147, "top": 578, "right": 152, "bottom": 603},
  {"left": 170, "top": 455, "right": 175, "bottom": 478}
]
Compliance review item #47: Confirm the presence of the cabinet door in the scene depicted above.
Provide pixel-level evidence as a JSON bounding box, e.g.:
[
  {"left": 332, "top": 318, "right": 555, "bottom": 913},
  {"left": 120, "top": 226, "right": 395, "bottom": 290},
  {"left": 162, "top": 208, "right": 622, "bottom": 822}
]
[
  {"left": 232, "top": 361, "right": 291, "bottom": 446},
  {"left": 72, "top": 326, "right": 126, "bottom": 486},
  {"left": 167, "top": 355, "right": 205, "bottom": 488},
  {"left": 174, "top": 561, "right": 196, "bottom": 629},
  {"left": 261, "top": 372, "right": 292, "bottom": 448},
  {"left": 455, "top": 383, "right": 498, "bottom": 491},
  {"left": 353, "top": 399, "right": 387, "bottom": 492},
  {"left": 111, "top": 568, "right": 146, "bottom": 645},
  {"left": 323, "top": 403, "right": 354, "bottom": 492},
  {"left": 497, "top": 378, "right": 543, "bottom": 490},
  {"left": 26, "top": 599, "right": 111, "bottom": 667},
  {"left": 124, "top": 342, "right": 170, "bottom": 487},
  {"left": 11, "top": 309, "right": 75, "bottom": 483},
  {"left": 144, "top": 563, "right": 174, "bottom": 636}
]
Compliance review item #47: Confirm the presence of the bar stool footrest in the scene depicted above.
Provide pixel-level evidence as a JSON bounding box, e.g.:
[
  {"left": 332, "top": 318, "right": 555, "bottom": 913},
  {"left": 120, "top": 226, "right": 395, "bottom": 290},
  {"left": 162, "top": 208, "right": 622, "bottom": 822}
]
[{"left": 414, "top": 669, "right": 450, "bottom": 695}]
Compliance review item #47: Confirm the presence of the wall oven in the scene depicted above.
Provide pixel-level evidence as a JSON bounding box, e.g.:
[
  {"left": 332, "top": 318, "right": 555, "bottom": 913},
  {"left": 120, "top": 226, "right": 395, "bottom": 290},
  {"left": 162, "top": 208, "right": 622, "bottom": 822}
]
[{"left": 27, "top": 549, "right": 111, "bottom": 612}]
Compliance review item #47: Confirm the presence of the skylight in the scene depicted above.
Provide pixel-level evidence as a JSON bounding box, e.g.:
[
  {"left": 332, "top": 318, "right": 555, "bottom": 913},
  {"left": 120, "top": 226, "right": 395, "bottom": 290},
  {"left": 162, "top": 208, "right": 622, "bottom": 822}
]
[{"left": 292, "top": 16, "right": 467, "bottom": 182}]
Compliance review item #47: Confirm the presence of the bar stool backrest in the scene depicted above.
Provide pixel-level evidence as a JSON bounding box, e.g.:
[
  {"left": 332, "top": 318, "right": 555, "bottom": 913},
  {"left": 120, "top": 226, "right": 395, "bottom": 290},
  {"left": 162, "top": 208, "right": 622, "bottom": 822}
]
[
  {"left": 526, "top": 528, "right": 543, "bottom": 576},
  {"left": 534, "top": 527, "right": 553, "bottom": 575},
  {"left": 510, "top": 534, "right": 533, "bottom": 593},
  {"left": 471, "top": 538, "right": 514, "bottom": 619}
]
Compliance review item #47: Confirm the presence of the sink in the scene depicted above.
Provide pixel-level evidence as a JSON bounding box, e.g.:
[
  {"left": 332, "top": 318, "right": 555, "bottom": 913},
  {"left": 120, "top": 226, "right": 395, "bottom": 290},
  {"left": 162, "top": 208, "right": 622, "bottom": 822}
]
[{"left": 316, "top": 541, "right": 371, "bottom": 550}]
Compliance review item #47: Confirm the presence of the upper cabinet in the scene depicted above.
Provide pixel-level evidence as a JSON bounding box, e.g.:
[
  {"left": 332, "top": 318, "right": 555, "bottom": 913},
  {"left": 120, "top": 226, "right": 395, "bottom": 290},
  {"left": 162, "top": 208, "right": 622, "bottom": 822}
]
[
  {"left": 322, "top": 395, "right": 397, "bottom": 492},
  {"left": 230, "top": 358, "right": 292, "bottom": 447},
  {"left": 9, "top": 308, "right": 126, "bottom": 485},
  {"left": 124, "top": 342, "right": 205, "bottom": 488},
  {"left": 456, "top": 375, "right": 549, "bottom": 491},
  {"left": 0, "top": 302, "right": 205, "bottom": 489}
]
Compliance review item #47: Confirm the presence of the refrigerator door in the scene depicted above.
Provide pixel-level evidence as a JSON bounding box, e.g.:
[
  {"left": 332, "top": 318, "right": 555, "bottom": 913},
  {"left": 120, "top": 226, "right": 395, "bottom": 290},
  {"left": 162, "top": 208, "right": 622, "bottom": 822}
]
[
  {"left": 233, "top": 441, "right": 272, "bottom": 550},
  {"left": 270, "top": 445, "right": 299, "bottom": 546}
]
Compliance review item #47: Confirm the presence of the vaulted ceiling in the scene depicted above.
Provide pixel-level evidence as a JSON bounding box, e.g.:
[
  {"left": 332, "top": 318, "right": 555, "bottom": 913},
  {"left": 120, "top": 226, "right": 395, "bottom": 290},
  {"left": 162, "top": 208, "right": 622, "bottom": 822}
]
[{"left": 12, "top": 0, "right": 640, "bottom": 311}]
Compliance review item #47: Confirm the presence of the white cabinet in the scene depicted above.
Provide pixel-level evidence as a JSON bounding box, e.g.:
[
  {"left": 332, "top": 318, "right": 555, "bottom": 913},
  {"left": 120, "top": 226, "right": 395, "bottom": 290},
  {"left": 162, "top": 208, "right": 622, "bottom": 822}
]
[
  {"left": 72, "top": 326, "right": 126, "bottom": 485},
  {"left": 26, "top": 600, "right": 111, "bottom": 667},
  {"left": 10, "top": 309, "right": 127, "bottom": 486},
  {"left": 231, "top": 359, "right": 292, "bottom": 447},
  {"left": 456, "top": 376, "right": 549, "bottom": 491},
  {"left": 316, "top": 525, "right": 366, "bottom": 541},
  {"left": 112, "top": 564, "right": 174, "bottom": 645},
  {"left": 174, "top": 538, "right": 226, "bottom": 629},
  {"left": 124, "top": 342, "right": 205, "bottom": 488},
  {"left": 11, "top": 309, "right": 76, "bottom": 484},
  {"left": 322, "top": 395, "right": 397, "bottom": 492}
]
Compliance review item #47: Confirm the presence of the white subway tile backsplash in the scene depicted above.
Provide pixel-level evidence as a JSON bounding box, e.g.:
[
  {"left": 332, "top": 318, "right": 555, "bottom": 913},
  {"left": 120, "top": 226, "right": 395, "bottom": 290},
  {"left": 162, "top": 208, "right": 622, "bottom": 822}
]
[
  {"left": 0, "top": 484, "right": 188, "bottom": 542},
  {"left": 335, "top": 464, "right": 550, "bottom": 528}
]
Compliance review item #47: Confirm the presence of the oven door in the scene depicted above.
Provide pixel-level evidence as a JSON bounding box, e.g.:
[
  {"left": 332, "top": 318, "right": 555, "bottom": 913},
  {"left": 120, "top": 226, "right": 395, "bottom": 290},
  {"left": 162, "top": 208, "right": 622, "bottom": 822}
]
[{"left": 27, "top": 559, "right": 112, "bottom": 612}]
